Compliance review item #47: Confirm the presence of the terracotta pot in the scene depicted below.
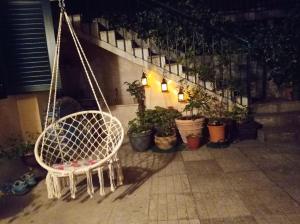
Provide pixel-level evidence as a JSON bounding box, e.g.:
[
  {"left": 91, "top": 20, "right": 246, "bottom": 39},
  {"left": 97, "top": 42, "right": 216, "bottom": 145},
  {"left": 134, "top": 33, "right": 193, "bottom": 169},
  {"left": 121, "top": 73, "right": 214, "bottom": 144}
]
[
  {"left": 186, "top": 135, "right": 200, "bottom": 150},
  {"left": 175, "top": 117, "right": 205, "bottom": 143},
  {"left": 208, "top": 124, "right": 226, "bottom": 143},
  {"left": 154, "top": 133, "right": 177, "bottom": 150}
]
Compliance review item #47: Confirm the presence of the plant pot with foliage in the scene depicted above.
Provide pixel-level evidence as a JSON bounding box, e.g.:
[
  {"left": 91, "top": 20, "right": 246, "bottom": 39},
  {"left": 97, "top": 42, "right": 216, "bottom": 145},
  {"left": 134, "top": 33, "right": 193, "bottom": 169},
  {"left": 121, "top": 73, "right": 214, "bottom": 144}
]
[
  {"left": 125, "top": 80, "right": 152, "bottom": 151},
  {"left": 128, "top": 118, "right": 152, "bottom": 152},
  {"left": 207, "top": 119, "right": 226, "bottom": 143},
  {"left": 186, "top": 134, "right": 201, "bottom": 150},
  {"left": 176, "top": 86, "right": 211, "bottom": 143},
  {"left": 150, "top": 107, "right": 181, "bottom": 151}
]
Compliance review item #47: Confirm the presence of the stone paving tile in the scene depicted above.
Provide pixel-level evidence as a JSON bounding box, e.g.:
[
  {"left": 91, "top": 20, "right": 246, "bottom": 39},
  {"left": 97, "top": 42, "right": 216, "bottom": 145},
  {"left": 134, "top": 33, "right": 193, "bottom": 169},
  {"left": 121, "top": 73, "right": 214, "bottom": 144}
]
[
  {"left": 155, "top": 161, "right": 187, "bottom": 177},
  {"left": 150, "top": 174, "right": 191, "bottom": 194},
  {"left": 242, "top": 151, "right": 300, "bottom": 172},
  {"left": 225, "top": 171, "right": 275, "bottom": 190},
  {"left": 194, "top": 191, "right": 251, "bottom": 220},
  {"left": 181, "top": 149, "right": 213, "bottom": 162},
  {"left": 254, "top": 214, "right": 300, "bottom": 224},
  {"left": 238, "top": 188, "right": 300, "bottom": 217},
  {"left": 188, "top": 173, "right": 233, "bottom": 193},
  {"left": 149, "top": 193, "right": 198, "bottom": 222},
  {"left": 209, "top": 147, "right": 243, "bottom": 159},
  {"left": 215, "top": 153, "right": 258, "bottom": 173},
  {"left": 184, "top": 160, "right": 224, "bottom": 176},
  {"left": 200, "top": 216, "right": 257, "bottom": 224}
]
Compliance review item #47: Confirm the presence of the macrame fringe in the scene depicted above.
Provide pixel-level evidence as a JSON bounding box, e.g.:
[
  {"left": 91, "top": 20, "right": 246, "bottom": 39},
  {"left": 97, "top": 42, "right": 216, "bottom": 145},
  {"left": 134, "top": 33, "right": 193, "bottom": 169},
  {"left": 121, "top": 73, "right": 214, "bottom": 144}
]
[
  {"left": 85, "top": 170, "right": 94, "bottom": 198},
  {"left": 114, "top": 156, "right": 124, "bottom": 186},
  {"left": 68, "top": 172, "right": 76, "bottom": 199},
  {"left": 108, "top": 162, "right": 115, "bottom": 192},
  {"left": 97, "top": 167, "right": 105, "bottom": 196},
  {"left": 46, "top": 172, "right": 62, "bottom": 199}
]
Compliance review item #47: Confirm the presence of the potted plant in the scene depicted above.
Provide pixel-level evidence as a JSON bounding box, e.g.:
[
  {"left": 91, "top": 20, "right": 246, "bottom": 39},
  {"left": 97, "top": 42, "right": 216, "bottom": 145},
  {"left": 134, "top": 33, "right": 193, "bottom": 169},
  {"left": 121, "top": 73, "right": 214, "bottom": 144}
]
[
  {"left": 127, "top": 118, "right": 152, "bottom": 151},
  {"left": 228, "top": 105, "right": 260, "bottom": 140},
  {"left": 125, "top": 80, "right": 153, "bottom": 151},
  {"left": 151, "top": 107, "right": 181, "bottom": 150},
  {"left": 175, "top": 86, "right": 211, "bottom": 143},
  {"left": 207, "top": 97, "right": 227, "bottom": 143},
  {"left": 186, "top": 134, "right": 201, "bottom": 150}
]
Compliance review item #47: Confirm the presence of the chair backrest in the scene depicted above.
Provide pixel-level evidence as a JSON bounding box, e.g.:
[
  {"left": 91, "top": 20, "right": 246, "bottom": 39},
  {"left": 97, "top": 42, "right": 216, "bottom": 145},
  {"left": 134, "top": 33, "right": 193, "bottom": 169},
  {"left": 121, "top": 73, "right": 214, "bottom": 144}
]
[{"left": 35, "top": 111, "right": 124, "bottom": 168}]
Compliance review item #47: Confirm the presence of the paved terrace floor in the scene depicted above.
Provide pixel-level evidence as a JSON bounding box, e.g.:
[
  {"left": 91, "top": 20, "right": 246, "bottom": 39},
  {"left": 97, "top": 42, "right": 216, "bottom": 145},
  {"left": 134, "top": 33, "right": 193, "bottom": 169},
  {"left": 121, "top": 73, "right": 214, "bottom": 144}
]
[{"left": 1, "top": 140, "right": 300, "bottom": 224}]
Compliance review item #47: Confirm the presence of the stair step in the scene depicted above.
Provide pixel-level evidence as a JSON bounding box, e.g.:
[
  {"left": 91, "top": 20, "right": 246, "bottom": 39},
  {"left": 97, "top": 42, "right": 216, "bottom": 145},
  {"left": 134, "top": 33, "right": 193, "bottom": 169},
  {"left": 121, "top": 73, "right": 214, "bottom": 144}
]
[
  {"left": 254, "top": 111, "right": 300, "bottom": 127},
  {"left": 253, "top": 100, "right": 300, "bottom": 113},
  {"left": 148, "top": 55, "right": 166, "bottom": 68},
  {"left": 90, "top": 21, "right": 99, "bottom": 37},
  {"left": 116, "top": 39, "right": 133, "bottom": 53},
  {"left": 165, "top": 63, "right": 183, "bottom": 76},
  {"left": 133, "top": 48, "right": 149, "bottom": 59},
  {"left": 258, "top": 126, "right": 300, "bottom": 144},
  {"left": 99, "top": 30, "right": 116, "bottom": 45}
]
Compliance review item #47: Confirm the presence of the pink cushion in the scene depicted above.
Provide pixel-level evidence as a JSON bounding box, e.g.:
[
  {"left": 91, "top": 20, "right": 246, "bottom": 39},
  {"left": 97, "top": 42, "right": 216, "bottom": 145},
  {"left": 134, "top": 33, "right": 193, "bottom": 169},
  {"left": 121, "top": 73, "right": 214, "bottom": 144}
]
[{"left": 52, "top": 159, "right": 98, "bottom": 171}]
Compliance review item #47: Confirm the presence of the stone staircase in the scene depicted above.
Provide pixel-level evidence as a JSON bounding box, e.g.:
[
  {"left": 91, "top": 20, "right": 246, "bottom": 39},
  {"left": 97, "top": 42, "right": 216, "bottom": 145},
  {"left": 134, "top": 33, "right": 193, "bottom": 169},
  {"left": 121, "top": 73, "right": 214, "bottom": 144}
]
[
  {"left": 70, "top": 15, "right": 249, "bottom": 107},
  {"left": 254, "top": 101, "right": 300, "bottom": 144}
]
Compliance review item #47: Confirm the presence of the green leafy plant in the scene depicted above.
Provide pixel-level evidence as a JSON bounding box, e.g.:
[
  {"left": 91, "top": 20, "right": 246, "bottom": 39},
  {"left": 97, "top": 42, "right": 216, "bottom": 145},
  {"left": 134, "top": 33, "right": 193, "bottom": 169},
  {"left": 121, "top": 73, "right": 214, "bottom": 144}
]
[
  {"left": 124, "top": 80, "right": 146, "bottom": 117},
  {"left": 149, "top": 107, "right": 181, "bottom": 137},
  {"left": 127, "top": 118, "right": 151, "bottom": 136},
  {"left": 225, "top": 105, "right": 249, "bottom": 123},
  {"left": 183, "top": 86, "right": 212, "bottom": 118}
]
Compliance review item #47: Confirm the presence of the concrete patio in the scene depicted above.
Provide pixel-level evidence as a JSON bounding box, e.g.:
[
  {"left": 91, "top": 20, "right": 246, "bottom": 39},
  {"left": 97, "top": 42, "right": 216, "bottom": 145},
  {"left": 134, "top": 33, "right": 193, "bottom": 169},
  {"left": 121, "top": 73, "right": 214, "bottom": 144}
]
[{"left": 1, "top": 140, "right": 300, "bottom": 224}]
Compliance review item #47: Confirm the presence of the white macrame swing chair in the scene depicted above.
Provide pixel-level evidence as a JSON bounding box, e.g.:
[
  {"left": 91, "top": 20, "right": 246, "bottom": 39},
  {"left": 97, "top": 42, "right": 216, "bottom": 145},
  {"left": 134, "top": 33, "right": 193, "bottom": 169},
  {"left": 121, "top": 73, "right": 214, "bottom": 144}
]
[{"left": 34, "top": 1, "right": 124, "bottom": 199}]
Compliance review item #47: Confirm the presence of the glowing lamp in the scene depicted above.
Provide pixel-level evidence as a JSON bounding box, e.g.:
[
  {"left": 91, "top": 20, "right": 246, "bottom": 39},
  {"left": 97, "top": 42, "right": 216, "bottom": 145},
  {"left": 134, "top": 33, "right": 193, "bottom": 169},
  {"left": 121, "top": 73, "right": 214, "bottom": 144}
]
[
  {"left": 178, "top": 87, "right": 184, "bottom": 102},
  {"left": 161, "top": 78, "right": 168, "bottom": 92},
  {"left": 141, "top": 72, "right": 148, "bottom": 86}
]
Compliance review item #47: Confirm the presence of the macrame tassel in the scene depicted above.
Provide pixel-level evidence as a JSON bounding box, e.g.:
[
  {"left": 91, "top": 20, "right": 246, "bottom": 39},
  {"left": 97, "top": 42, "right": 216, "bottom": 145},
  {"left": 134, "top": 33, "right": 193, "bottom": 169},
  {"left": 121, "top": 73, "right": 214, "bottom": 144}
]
[
  {"left": 68, "top": 172, "right": 76, "bottom": 199},
  {"left": 46, "top": 172, "right": 62, "bottom": 199},
  {"left": 53, "top": 175, "right": 62, "bottom": 199},
  {"left": 85, "top": 170, "right": 94, "bottom": 198},
  {"left": 114, "top": 157, "right": 124, "bottom": 186},
  {"left": 108, "top": 162, "right": 115, "bottom": 192},
  {"left": 97, "top": 167, "right": 105, "bottom": 196},
  {"left": 46, "top": 172, "right": 55, "bottom": 199}
]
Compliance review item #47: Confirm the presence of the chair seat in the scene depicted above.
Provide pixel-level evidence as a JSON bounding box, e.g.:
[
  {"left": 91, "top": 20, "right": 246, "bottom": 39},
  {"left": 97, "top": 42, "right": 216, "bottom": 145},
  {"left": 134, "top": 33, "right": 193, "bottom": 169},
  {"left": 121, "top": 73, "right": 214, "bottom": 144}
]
[{"left": 52, "top": 159, "right": 98, "bottom": 171}]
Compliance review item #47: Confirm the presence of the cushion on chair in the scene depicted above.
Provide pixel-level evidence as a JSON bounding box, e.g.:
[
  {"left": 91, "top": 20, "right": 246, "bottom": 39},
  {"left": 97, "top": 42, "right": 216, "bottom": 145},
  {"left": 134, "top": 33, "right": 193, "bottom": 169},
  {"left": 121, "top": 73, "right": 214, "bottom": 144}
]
[{"left": 52, "top": 159, "right": 98, "bottom": 171}]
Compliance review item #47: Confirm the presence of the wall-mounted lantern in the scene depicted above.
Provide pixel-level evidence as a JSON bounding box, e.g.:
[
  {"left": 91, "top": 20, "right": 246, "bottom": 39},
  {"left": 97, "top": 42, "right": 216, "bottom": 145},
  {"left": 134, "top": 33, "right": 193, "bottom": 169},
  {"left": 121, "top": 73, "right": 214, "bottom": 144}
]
[
  {"left": 178, "top": 87, "right": 185, "bottom": 102},
  {"left": 161, "top": 78, "right": 168, "bottom": 92},
  {"left": 141, "top": 72, "right": 148, "bottom": 86}
]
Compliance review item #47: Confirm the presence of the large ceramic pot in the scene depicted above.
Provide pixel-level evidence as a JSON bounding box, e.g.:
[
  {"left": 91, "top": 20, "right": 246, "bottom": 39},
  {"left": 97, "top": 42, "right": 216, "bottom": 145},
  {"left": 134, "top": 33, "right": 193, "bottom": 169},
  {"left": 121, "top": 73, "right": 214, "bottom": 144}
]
[
  {"left": 128, "top": 130, "right": 152, "bottom": 152},
  {"left": 175, "top": 117, "right": 205, "bottom": 143},
  {"left": 154, "top": 133, "right": 177, "bottom": 150},
  {"left": 208, "top": 124, "right": 226, "bottom": 143}
]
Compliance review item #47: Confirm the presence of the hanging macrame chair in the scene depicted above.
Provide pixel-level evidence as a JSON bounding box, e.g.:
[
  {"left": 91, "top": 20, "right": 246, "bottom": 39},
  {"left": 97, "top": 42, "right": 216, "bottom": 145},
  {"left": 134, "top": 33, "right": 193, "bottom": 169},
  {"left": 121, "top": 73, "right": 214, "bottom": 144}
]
[{"left": 34, "top": 2, "right": 124, "bottom": 199}]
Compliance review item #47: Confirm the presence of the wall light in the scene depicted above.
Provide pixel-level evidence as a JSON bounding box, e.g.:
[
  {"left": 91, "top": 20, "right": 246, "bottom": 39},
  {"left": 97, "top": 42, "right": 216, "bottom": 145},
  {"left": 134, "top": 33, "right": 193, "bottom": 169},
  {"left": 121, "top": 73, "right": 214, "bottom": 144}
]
[
  {"left": 141, "top": 72, "right": 148, "bottom": 86},
  {"left": 161, "top": 78, "right": 168, "bottom": 92},
  {"left": 178, "top": 87, "right": 185, "bottom": 102}
]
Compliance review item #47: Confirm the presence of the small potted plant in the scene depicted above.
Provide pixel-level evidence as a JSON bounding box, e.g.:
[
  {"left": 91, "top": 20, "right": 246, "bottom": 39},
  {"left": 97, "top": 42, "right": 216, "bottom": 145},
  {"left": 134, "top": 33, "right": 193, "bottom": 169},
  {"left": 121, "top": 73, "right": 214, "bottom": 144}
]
[
  {"left": 229, "top": 105, "right": 260, "bottom": 140},
  {"left": 127, "top": 118, "right": 152, "bottom": 151},
  {"left": 152, "top": 107, "right": 181, "bottom": 151},
  {"left": 186, "top": 134, "right": 201, "bottom": 150},
  {"left": 175, "top": 86, "right": 211, "bottom": 143},
  {"left": 207, "top": 98, "right": 226, "bottom": 143},
  {"left": 125, "top": 80, "right": 153, "bottom": 151}
]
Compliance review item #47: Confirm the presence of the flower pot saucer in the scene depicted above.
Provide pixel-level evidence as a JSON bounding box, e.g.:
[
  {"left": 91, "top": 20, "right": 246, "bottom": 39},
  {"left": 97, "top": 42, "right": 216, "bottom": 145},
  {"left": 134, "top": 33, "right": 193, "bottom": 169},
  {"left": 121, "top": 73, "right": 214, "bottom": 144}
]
[{"left": 206, "top": 141, "right": 230, "bottom": 149}]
